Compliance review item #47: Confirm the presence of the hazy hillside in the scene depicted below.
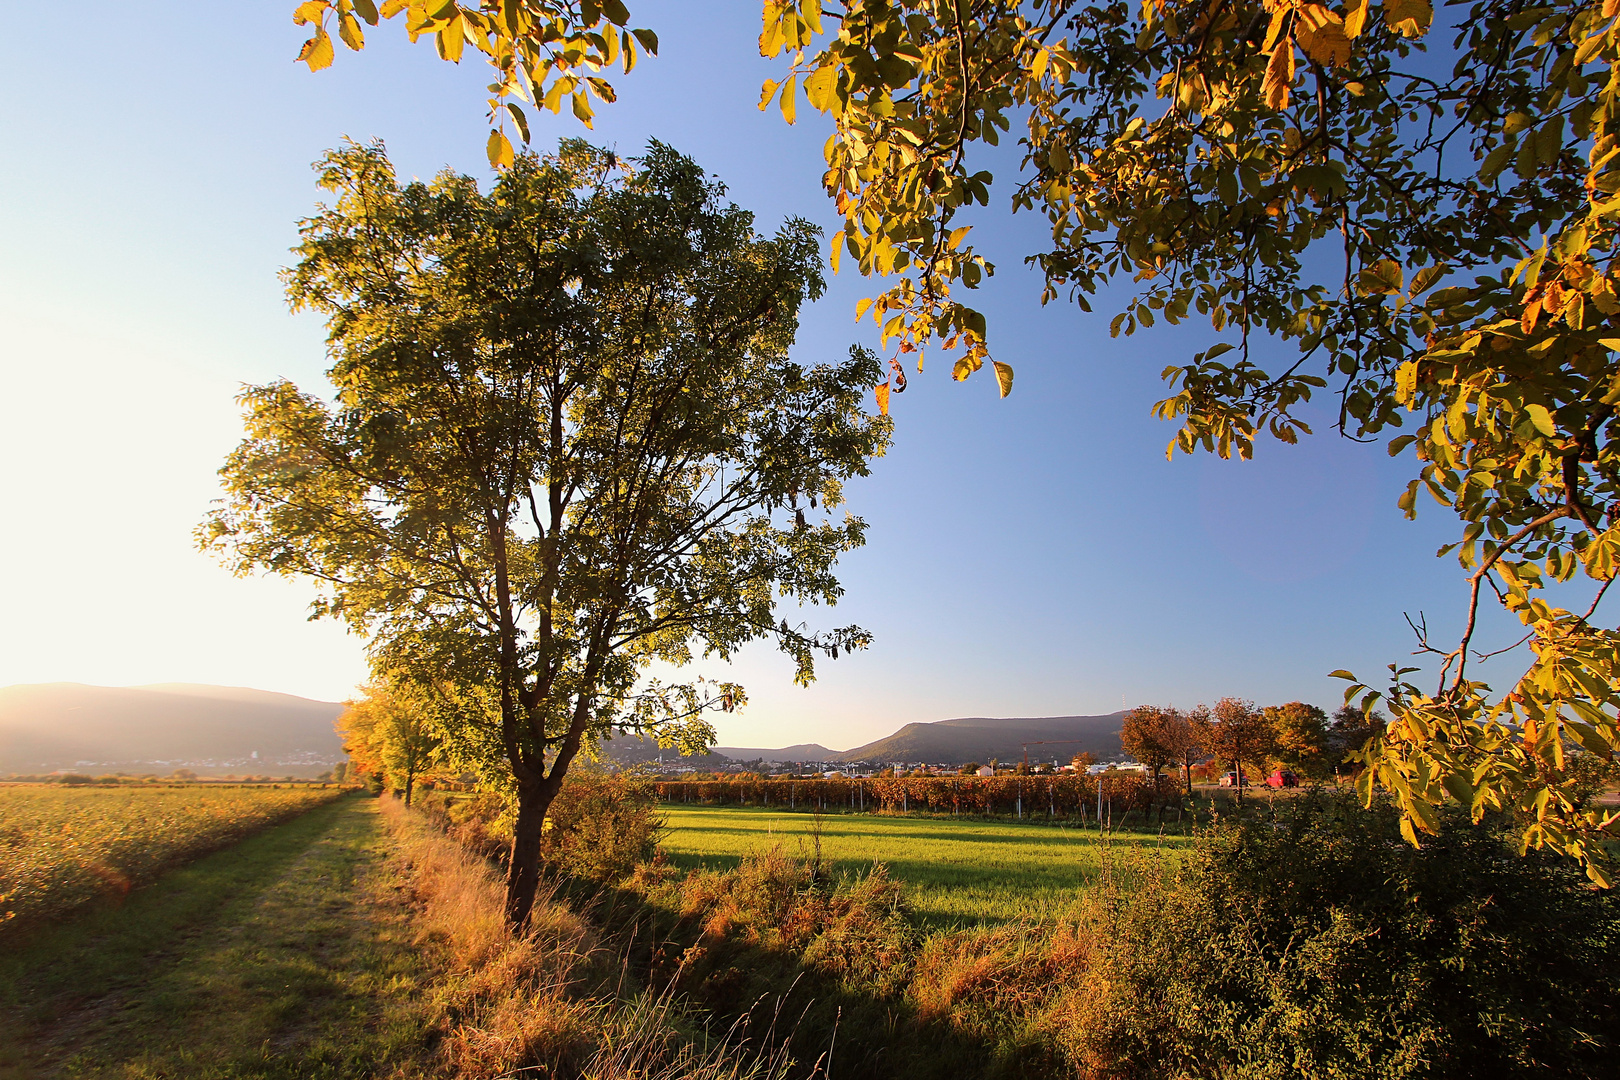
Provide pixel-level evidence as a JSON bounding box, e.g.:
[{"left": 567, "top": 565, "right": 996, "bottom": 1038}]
[
  {"left": 0, "top": 683, "right": 347, "bottom": 776},
  {"left": 712, "top": 743, "right": 840, "bottom": 763},
  {"left": 597, "top": 733, "right": 732, "bottom": 767},
  {"left": 834, "top": 713, "right": 1126, "bottom": 765}
]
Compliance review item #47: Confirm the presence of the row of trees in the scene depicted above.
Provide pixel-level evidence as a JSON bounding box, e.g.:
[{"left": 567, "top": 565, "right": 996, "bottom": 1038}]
[{"left": 1121, "top": 698, "right": 1387, "bottom": 793}]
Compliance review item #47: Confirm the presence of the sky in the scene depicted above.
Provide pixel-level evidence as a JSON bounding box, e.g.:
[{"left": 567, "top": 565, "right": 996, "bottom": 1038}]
[{"left": 0, "top": 1, "right": 1542, "bottom": 751}]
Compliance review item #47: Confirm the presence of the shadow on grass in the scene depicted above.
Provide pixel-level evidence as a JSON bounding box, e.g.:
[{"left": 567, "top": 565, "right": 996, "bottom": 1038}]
[{"left": 563, "top": 871, "right": 1065, "bottom": 1080}]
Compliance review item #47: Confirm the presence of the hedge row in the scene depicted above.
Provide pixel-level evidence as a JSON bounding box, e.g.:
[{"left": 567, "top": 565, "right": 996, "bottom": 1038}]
[{"left": 653, "top": 773, "right": 1179, "bottom": 817}]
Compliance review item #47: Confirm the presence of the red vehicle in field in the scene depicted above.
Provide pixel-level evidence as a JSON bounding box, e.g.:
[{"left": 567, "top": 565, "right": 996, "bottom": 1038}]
[{"left": 1265, "top": 769, "right": 1299, "bottom": 789}]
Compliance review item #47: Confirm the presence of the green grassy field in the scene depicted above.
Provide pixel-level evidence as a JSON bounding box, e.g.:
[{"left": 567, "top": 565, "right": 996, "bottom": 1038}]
[{"left": 657, "top": 806, "right": 1191, "bottom": 928}]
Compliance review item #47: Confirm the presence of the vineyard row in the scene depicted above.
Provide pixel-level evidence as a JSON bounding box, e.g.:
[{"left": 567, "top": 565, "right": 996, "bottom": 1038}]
[{"left": 652, "top": 773, "right": 1180, "bottom": 817}]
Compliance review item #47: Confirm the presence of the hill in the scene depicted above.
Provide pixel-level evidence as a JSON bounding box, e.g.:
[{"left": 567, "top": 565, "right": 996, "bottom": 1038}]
[
  {"left": 711, "top": 743, "right": 841, "bottom": 763},
  {"left": 0, "top": 683, "right": 347, "bottom": 776},
  {"left": 833, "top": 713, "right": 1126, "bottom": 766}
]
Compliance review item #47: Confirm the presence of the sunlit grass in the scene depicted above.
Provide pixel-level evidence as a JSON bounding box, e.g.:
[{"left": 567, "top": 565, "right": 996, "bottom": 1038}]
[{"left": 657, "top": 806, "right": 1192, "bottom": 928}]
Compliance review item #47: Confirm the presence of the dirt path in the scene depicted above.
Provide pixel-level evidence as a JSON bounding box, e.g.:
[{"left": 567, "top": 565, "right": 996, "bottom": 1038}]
[{"left": 0, "top": 795, "right": 438, "bottom": 1080}]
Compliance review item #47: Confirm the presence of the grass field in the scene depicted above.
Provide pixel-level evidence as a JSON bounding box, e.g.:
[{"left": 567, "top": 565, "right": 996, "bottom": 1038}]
[
  {"left": 0, "top": 784, "right": 345, "bottom": 930},
  {"left": 657, "top": 805, "right": 1191, "bottom": 927}
]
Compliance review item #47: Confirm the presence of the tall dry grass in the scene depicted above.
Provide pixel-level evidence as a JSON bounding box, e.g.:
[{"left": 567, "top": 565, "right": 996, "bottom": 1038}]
[{"left": 376, "top": 795, "right": 804, "bottom": 1080}]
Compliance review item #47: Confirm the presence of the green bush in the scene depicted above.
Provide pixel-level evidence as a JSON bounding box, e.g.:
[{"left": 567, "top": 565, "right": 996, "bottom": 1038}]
[
  {"left": 540, "top": 773, "right": 662, "bottom": 884},
  {"left": 1060, "top": 791, "right": 1620, "bottom": 1079}
]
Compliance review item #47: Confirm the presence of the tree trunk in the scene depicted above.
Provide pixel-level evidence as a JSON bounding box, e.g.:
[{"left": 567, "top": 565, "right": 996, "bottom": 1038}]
[
  {"left": 505, "top": 782, "right": 552, "bottom": 931},
  {"left": 404, "top": 767, "right": 415, "bottom": 808}
]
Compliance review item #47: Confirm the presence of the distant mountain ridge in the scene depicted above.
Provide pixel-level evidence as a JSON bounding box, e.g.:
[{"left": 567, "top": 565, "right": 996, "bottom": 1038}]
[
  {"left": 833, "top": 713, "right": 1125, "bottom": 765},
  {"left": 712, "top": 743, "right": 841, "bottom": 763},
  {"left": 648, "top": 714, "right": 1127, "bottom": 767},
  {"left": 0, "top": 682, "right": 347, "bottom": 776}
]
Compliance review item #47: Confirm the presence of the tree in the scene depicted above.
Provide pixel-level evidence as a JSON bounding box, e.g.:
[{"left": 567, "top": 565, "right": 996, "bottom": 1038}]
[
  {"left": 1071, "top": 750, "right": 1098, "bottom": 771},
  {"left": 1327, "top": 702, "right": 1388, "bottom": 779},
  {"left": 1120, "top": 704, "right": 1178, "bottom": 788},
  {"left": 1160, "top": 706, "right": 1204, "bottom": 794},
  {"left": 294, "top": 0, "right": 1620, "bottom": 880},
  {"left": 202, "top": 139, "right": 889, "bottom": 928},
  {"left": 339, "top": 678, "right": 442, "bottom": 805},
  {"left": 1265, "top": 701, "right": 1331, "bottom": 781},
  {"left": 1203, "top": 697, "right": 1276, "bottom": 799}
]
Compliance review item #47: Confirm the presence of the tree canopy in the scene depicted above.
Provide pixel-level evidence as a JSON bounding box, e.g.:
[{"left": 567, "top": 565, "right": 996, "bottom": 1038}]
[
  {"left": 203, "top": 138, "right": 890, "bottom": 925},
  {"left": 289, "top": 0, "right": 1620, "bottom": 881}
]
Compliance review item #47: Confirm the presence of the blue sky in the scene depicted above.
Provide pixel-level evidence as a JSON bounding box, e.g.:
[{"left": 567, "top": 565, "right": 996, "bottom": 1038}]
[{"left": 0, "top": 1, "right": 1537, "bottom": 750}]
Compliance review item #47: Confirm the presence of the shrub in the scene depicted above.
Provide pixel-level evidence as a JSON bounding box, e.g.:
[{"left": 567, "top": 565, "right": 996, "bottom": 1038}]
[
  {"left": 1057, "top": 791, "right": 1620, "bottom": 1079},
  {"left": 417, "top": 774, "right": 661, "bottom": 884},
  {"left": 540, "top": 773, "right": 663, "bottom": 884}
]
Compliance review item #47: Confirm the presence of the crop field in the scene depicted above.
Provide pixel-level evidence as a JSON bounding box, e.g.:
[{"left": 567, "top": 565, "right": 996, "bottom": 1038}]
[
  {"left": 0, "top": 784, "right": 346, "bottom": 930},
  {"left": 657, "top": 805, "right": 1191, "bottom": 927}
]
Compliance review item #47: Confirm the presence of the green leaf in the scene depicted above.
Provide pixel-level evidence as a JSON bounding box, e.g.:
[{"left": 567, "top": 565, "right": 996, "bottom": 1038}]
[
  {"left": 600, "top": 0, "right": 630, "bottom": 25},
  {"left": 1328, "top": 669, "right": 1357, "bottom": 680},
  {"left": 351, "top": 0, "right": 379, "bottom": 23},
  {"left": 632, "top": 27, "right": 658, "bottom": 54}
]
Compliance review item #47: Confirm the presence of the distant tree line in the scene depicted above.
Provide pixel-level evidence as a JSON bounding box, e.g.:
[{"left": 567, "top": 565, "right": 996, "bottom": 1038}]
[{"left": 1121, "top": 698, "right": 1386, "bottom": 794}]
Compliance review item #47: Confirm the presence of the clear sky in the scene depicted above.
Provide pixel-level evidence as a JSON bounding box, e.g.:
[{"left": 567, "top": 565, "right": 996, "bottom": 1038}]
[{"left": 0, "top": 1, "right": 1538, "bottom": 751}]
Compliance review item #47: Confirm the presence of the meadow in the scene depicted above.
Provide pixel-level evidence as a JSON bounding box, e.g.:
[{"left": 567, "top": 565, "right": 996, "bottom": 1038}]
[
  {"left": 0, "top": 784, "right": 346, "bottom": 931},
  {"left": 655, "top": 805, "right": 1192, "bottom": 927}
]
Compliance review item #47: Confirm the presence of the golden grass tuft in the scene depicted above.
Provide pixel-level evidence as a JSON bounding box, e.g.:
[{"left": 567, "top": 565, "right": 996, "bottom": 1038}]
[
  {"left": 378, "top": 795, "right": 803, "bottom": 1080},
  {"left": 378, "top": 794, "right": 596, "bottom": 1076}
]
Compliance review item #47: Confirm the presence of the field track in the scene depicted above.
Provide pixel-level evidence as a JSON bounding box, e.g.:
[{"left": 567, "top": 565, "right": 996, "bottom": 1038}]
[
  {"left": 659, "top": 805, "right": 1191, "bottom": 927},
  {"left": 0, "top": 795, "right": 434, "bottom": 1080}
]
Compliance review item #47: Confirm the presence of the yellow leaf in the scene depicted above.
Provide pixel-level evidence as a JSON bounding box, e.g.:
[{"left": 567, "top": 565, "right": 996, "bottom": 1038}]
[
  {"left": 572, "top": 90, "right": 594, "bottom": 125},
  {"left": 992, "top": 360, "right": 1014, "bottom": 398},
  {"left": 1395, "top": 360, "right": 1419, "bottom": 405},
  {"left": 338, "top": 12, "right": 365, "bottom": 50},
  {"left": 780, "top": 74, "right": 797, "bottom": 124},
  {"left": 803, "top": 65, "right": 837, "bottom": 112},
  {"left": 1263, "top": 38, "right": 1295, "bottom": 110},
  {"left": 1344, "top": 0, "right": 1369, "bottom": 37},
  {"left": 758, "top": 78, "right": 779, "bottom": 112},
  {"left": 487, "top": 129, "right": 514, "bottom": 169},
  {"left": 1296, "top": 6, "right": 1351, "bottom": 66},
  {"left": 947, "top": 225, "right": 972, "bottom": 250},
  {"left": 293, "top": 0, "right": 328, "bottom": 25},
  {"left": 1262, "top": 6, "right": 1290, "bottom": 52},
  {"left": 437, "top": 15, "right": 464, "bottom": 62},
  {"left": 875, "top": 382, "right": 890, "bottom": 415},
  {"left": 1382, "top": 0, "right": 1432, "bottom": 37},
  {"left": 1606, "top": 0, "right": 1620, "bottom": 19},
  {"left": 297, "top": 27, "right": 336, "bottom": 70}
]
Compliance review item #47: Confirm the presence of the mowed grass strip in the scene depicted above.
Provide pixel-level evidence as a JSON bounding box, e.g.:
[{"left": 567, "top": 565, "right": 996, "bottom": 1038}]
[
  {"left": 0, "top": 794, "right": 435, "bottom": 1080},
  {"left": 657, "top": 806, "right": 1191, "bottom": 928},
  {"left": 0, "top": 784, "right": 345, "bottom": 929}
]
